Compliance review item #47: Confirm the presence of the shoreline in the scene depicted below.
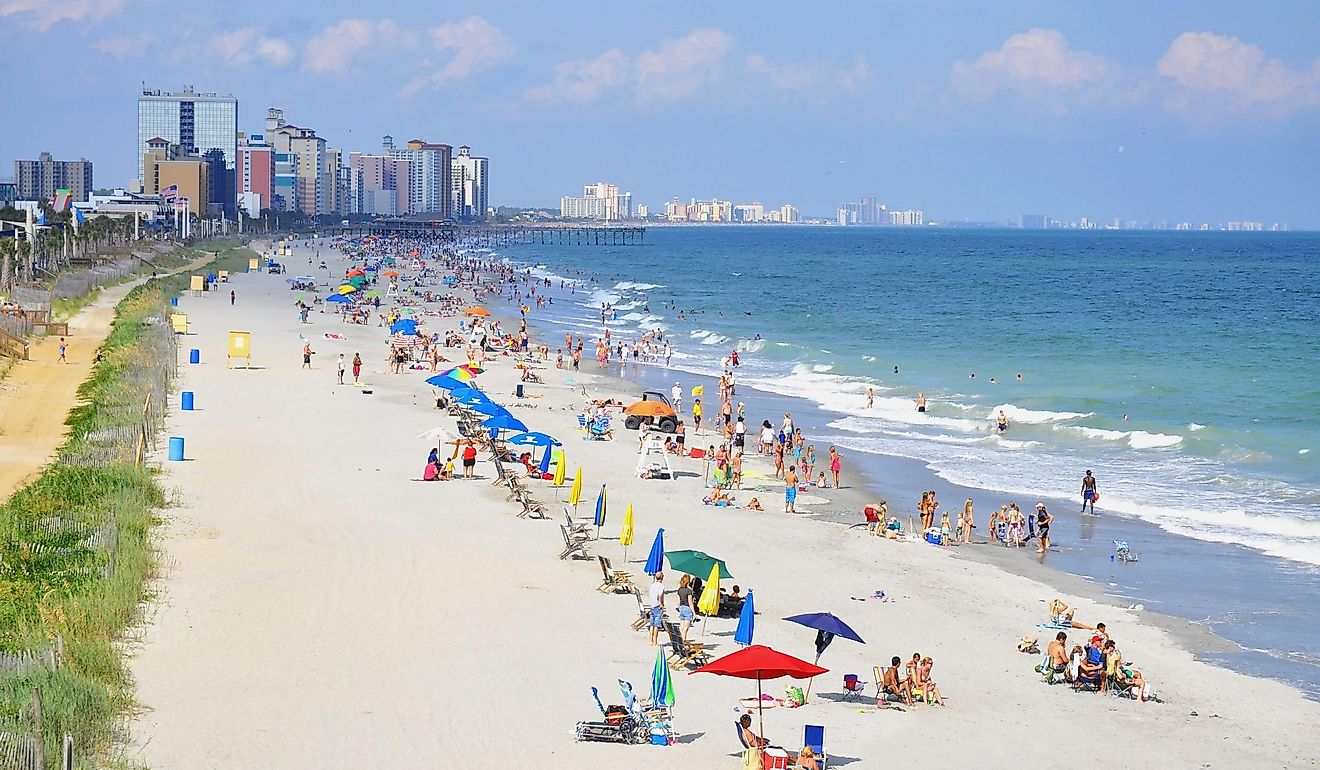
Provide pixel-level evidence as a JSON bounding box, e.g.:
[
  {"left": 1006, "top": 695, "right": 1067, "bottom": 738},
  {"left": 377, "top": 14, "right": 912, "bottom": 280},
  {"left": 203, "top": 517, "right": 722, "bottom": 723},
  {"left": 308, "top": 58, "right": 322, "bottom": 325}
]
[{"left": 493, "top": 256, "right": 1320, "bottom": 701}]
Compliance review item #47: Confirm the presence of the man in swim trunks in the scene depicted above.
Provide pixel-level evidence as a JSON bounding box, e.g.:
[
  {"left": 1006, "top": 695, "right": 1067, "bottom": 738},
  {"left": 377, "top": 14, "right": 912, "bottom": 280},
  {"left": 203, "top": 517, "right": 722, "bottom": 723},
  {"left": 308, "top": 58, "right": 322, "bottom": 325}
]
[
  {"left": 916, "top": 393, "right": 926, "bottom": 412},
  {"left": 784, "top": 464, "right": 798, "bottom": 514},
  {"left": 1081, "top": 470, "right": 1098, "bottom": 514},
  {"left": 1046, "top": 631, "right": 1070, "bottom": 682},
  {"left": 1035, "top": 503, "right": 1052, "bottom": 553},
  {"left": 997, "top": 410, "right": 1009, "bottom": 433}
]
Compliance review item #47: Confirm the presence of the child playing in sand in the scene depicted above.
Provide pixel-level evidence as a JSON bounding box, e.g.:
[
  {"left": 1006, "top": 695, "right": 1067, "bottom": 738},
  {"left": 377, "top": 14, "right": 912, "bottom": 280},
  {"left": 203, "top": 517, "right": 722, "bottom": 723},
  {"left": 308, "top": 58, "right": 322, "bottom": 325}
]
[{"left": 746, "top": 497, "right": 764, "bottom": 511}]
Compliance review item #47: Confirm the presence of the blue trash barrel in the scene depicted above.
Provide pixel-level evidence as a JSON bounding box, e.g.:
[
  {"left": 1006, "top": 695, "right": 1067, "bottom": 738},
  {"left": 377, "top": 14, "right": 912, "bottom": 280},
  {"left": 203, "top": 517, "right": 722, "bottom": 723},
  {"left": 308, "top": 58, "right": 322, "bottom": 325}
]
[
  {"left": 170, "top": 296, "right": 178, "bottom": 306},
  {"left": 168, "top": 437, "right": 185, "bottom": 461},
  {"left": 189, "top": 349, "right": 200, "bottom": 364},
  {"left": 181, "top": 391, "right": 194, "bottom": 411},
  {"left": 516, "top": 383, "right": 524, "bottom": 399}
]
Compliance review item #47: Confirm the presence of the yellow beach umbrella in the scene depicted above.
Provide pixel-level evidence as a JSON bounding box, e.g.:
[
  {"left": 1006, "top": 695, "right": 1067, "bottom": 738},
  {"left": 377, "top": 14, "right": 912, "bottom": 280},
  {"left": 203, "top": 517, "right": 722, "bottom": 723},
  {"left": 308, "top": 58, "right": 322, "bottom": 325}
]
[
  {"left": 697, "top": 562, "right": 721, "bottom": 616},
  {"left": 568, "top": 467, "right": 583, "bottom": 510},
  {"left": 619, "top": 503, "right": 635, "bottom": 561},
  {"left": 553, "top": 450, "right": 567, "bottom": 487}
]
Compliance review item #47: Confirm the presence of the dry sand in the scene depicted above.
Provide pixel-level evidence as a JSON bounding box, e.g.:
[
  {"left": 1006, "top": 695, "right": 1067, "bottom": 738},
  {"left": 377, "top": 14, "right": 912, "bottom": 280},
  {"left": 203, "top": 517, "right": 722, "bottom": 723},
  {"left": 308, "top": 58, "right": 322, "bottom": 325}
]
[{"left": 128, "top": 241, "right": 1320, "bottom": 769}]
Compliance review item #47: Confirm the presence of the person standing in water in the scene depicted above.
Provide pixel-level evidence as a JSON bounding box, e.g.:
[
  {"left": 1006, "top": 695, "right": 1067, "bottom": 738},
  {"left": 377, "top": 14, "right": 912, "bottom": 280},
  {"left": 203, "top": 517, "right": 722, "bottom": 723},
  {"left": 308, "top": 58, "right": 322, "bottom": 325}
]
[
  {"left": 1035, "top": 503, "right": 1053, "bottom": 554},
  {"left": 1081, "top": 470, "right": 1099, "bottom": 514},
  {"left": 997, "top": 410, "right": 1009, "bottom": 433},
  {"left": 867, "top": 387, "right": 874, "bottom": 409},
  {"left": 916, "top": 393, "right": 926, "bottom": 413}
]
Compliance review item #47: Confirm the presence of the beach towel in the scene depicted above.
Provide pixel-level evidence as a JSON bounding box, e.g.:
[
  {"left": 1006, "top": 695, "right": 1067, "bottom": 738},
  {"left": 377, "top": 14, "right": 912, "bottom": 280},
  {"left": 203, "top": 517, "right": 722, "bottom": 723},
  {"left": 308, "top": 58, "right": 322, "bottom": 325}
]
[{"left": 1036, "top": 621, "right": 1072, "bottom": 631}]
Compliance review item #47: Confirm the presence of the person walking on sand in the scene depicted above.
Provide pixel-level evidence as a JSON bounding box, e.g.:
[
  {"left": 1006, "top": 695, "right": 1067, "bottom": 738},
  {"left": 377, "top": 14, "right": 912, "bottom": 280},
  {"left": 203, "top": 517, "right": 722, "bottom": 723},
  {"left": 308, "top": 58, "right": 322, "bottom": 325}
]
[
  {"left": 829, "top": 445, "right": 843, "bottom": 488},
  {"left": 671, "top": 382, "right": 682, "bottom": 414},
  {"left": 58, "top": 337, "right": 67, "bottom": 363},
  {"left": 1035, "top": 503, "right": 1054, "bottom": 554},
  {"left": 692, "top": 398, "right": 703, "bottom": 435},
  {"left": 784, "top": 464, "right": 799, "bottom": 514},
  {"left": 648, "top": 572, "right": 667, "bottom": 647},
  {"left": 1081, "top": 470, "right": 1099, "bottom": 514},
  {"left": 351, "top": 352, "right": 362, "bottom": 385},
  {"left": 302, "top": 341, "right": 314, "bottom": 369},
  {"left": 337, "top": 353, "right": 346, "bottom": 385},
  {"left": 230, "top": 290, "right": 236, "bottom": 306}
]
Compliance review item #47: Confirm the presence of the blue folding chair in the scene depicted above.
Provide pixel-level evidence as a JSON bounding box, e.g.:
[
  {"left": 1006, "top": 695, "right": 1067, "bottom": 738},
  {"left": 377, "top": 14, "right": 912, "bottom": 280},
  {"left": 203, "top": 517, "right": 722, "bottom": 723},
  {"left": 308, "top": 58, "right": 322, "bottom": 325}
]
[{"left": 803, "top": 724, "right": 827, "bottom": 768}]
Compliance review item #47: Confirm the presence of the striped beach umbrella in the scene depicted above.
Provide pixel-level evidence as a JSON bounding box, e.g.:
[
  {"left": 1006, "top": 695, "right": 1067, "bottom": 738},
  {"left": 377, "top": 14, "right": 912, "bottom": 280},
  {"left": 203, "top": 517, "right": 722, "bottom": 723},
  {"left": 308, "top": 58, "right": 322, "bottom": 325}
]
[
  {"left": 594, "top": 484, "right": 608, "bottom": 531},
  {"left": 652, "top": 647, "right": 675, "bottom": 708}
]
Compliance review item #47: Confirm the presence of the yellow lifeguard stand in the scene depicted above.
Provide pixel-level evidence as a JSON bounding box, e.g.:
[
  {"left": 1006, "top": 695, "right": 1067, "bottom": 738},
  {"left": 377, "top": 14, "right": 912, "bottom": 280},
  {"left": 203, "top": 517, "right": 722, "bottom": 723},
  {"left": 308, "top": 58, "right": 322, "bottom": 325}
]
[
  {"left": 218, "top": 270, "right": 229, "bottom": 282},
  {"left": 189, "top": 275, "right": 204, "bottom": 297},
  {"left": 248, "top": 257, "right": 259, "bottom": 272},
  {"left": 227, "top": 330, "right": 252, "bottom": 368},
  {"left": 170, "top": 313, "right": 189, "bottom": 334}
]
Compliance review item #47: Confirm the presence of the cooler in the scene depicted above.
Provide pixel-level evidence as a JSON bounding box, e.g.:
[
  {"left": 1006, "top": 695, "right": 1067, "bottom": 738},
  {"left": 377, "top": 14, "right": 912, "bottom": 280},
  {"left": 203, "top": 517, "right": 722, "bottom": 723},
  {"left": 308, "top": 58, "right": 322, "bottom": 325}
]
[{"left": 762, "top": 747, "right": 791, "bottom": 769}]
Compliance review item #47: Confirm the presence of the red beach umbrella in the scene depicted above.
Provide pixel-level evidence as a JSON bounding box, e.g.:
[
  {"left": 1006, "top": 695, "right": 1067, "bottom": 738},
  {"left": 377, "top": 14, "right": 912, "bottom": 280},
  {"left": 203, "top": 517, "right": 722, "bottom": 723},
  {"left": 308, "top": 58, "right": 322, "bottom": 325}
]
[{"left": 691, "top": 645, "right": 827, "bottom": 737}]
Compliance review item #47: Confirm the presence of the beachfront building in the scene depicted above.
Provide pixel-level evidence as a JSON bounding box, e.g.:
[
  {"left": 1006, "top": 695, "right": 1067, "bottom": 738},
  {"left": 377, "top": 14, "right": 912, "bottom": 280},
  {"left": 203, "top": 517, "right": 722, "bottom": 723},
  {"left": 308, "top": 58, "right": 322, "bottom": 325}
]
[
  {"left": 386, "top": 136, "right": 453, "bottom": 219},
  {"left": 237, "top": 132, "right": 273, "bottom": 217},
  {"left": 561, "top": 183, "right": 632, "bottom": 221},
  {"left": 14, "top": 152, "right": 94, "bottom": 203},
  {"left": 733, "top": 203, "right": 765, "bottom": 223},
  {"left": 768, "top": 204, "right": 801, "bottom": 223},
  {"left": 348, "top": 150, "right": 412, "bottom": 216},
  {"left": 889, "top": 209, "right": 924, "bottom": 226},
  {"left": 664, "top": 197, "right": 687, "bottom": 222},
  {"left": 837, "top": 196, "right": 888, "bottom": 226},
  {"left": 265, "top": 108, "right": 345, "bottom": 216},
  {"left": 137, "top": 87, "right": 237, "bottom": 214},
  {"left": 141, "top": 138, "right": 210, "bottom": 215},
  {"left": 450, "top": 146, "right": 489, "bottom": 222}
]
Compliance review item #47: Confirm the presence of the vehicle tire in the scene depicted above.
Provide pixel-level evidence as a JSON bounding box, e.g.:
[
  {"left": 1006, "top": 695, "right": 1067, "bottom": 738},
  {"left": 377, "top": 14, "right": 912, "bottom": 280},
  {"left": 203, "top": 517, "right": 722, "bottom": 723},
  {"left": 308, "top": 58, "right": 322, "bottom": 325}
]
[
  {"left": 625, "top": 415, "right": 641, "bottom": 430},
  {"left": 658, "top": 417, "right": 677, "bottom": 433}
]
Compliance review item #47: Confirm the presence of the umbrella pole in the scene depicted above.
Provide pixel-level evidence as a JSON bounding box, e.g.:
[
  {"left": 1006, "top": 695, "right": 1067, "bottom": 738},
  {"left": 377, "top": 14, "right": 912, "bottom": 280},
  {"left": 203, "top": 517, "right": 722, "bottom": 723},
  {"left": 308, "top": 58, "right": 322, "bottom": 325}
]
[
  {"left": 804, "top": 675, "right": 815, "bottom": 704},
  {"left": 757, "top": 675, "right": 765, "bottom": 745}
]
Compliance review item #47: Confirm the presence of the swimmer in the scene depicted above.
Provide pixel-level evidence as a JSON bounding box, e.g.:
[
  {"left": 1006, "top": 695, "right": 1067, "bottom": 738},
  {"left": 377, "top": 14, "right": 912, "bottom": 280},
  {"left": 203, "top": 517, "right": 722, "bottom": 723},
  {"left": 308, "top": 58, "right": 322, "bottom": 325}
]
[
  {"left": 866, "top": 387, "right": 874, "bottom": 409},
  {"left": 894, "top": 365, "right": 899, "bottom": 374},
  {"left": 997, "top": 410, "right": 1009, "bottom": 432},
  {"left": 989, "top": 378, "right": 997, "bottom": 384},
  {"left": 916, "top": 393, "right": 926, "bottom": 413},
  {"left": 1016, "top": 373, "right": 1023, "bottom": 382}
]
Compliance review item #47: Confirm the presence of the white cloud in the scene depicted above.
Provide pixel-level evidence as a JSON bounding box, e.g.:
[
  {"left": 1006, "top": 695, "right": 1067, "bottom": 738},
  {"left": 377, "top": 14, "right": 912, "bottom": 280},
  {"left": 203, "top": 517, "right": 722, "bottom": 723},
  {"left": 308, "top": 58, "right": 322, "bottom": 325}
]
[
  {"left": 212, "top": 27, "right": 293, "bottom": 67},
  {"left": 0, "top": 0, "right": 123, "bottom": 30},
  {"left": 401, "top": 16, "right": 515, "bottom": 95},
  {"left": 526, "top": 27, "right": 734, "bottom": 106},
  {"left": 93, "top": 32, "right": 155, "bottom": 60},
  {"left": 744, "top": 53, "right": 870, "bottom": 98},
  {"left": 952, "top": 28, "right": 1116, "bottom": 101},
  {"left": 304, "top": 18, "right": 409, "bottom": 75},
  {"left": 1157, "top": 32, "right": 1320, "bottom": 117}
]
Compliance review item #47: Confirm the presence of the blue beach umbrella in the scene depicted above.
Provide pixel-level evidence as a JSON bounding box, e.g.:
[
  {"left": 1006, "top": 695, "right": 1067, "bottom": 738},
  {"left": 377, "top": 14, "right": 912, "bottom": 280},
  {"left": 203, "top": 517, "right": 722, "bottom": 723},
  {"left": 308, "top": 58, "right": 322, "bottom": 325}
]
[
  {"left": 425, "top": 374, "right": 467, "bottom": 390},
  {"left": 326, "top": 294, "right": 353, "bottom": 304},
  {"left": 652, "top": 647, "right": 675, "bottom": 708},
  {"left": 594, "top": 484, "right": 608, "bottom": 528},
  {"left": 538, "top": 447, "right": 553, "bottom": 476},
  {"left": 481, "top": 414, "right": 528, "bottom": 433},
  {"left": 390, "top": 319, "right": 418, "bottom": 335},
  {"left": 507, "top": 431, "right": 562, "bottom": 448},
  {"left": 643, "top": 528, "right": 666, "bottom": 576},
  {"left": 735, "top": 590, "right": 756, "bottom": 646},
  {"left": 448, "top": 386, "right": 488, "bottom": 402},
  {"left": 468, "top": 400, "right": 510, "bottom": 417},
  {"left": 784, "top": 612, "right": 866, "bottom": 663}
]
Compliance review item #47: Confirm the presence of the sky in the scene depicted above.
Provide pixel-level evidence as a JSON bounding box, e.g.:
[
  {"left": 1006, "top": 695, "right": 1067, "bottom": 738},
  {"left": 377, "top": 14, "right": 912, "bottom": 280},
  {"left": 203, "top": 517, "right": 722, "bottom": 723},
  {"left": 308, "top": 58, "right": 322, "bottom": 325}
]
[{"left": 3, "top": 1, "right": 1319, "bottom": 226}]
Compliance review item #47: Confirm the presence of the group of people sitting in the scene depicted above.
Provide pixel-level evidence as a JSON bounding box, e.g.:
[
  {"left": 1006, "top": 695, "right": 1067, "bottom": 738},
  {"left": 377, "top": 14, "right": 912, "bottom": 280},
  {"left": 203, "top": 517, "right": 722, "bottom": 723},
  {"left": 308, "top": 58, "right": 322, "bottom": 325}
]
[
  {"left": 737, "top": 715, "right": 821, "bottom": 770},
  {"left": 877, "top": 652, "right": 947, "bottom": 706},
  {"left": 1035, "top": 600, "right": 1153, "bottom": 701}
]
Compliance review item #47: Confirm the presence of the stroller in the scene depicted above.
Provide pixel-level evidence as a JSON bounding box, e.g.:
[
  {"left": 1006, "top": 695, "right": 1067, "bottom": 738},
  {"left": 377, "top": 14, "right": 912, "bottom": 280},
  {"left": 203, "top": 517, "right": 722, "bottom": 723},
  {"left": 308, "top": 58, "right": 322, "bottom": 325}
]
[
  {"left": 619, "top": 679, "right": 675, "bottom": 745},
  {"left": 574, "top": 687, "right": 641, "bottom": 744},
  {"left": 1113, "top": 540, "right": 1140, "bottom": 563}
]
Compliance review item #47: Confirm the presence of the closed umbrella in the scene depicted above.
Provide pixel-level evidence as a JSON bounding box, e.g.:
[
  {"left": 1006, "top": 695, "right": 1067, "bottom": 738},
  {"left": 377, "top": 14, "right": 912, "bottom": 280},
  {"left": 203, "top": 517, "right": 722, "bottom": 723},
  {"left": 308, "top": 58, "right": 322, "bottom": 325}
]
[
  {"left": 594, "top": 484, "right": 608, "bottom": 534},
  {"left": 734, "top": 590, "right": 756, "bottom": 646},
  {"left": 553, "top": 452, "right": 567, "bottom": 487},
  {"left": 619, "top": 503, "right": 635, "bottom": 562},
  {"left": 697, "top": 563, "right": 721, "bottom": 616},
  {"left": 568, "top": 468, "right": 583, "bottom": 510},
  {"left": 652, "top": 647, "right": 675, "bottom": 708},
  {"left": 691, "top": 645, "right": 827, "bottom": 738},
  {"left": 643, "top": 528, "right": 666, "bottom": 576},
  {"left": 538, "top": 447, "right": 552, "bottom": 476}
]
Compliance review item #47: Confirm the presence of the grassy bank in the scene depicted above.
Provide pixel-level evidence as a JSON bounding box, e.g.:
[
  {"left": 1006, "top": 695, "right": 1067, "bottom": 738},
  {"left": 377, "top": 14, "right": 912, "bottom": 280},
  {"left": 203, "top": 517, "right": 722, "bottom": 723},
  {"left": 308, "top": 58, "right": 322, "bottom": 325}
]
[{"left": 0, "top": 240, "right": 259, "bottom": 768}]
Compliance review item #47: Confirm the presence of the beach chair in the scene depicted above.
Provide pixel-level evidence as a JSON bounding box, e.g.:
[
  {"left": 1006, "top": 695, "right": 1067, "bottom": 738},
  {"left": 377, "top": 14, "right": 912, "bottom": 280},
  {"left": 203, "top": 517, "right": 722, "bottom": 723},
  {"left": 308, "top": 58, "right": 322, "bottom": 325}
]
[
  {"left": 597, "top": 556, "right": 634, "bottom": 593},
  {"left": 630, "top": 587, "right": 651, "bottom": 631},
  {"left": 665, "top": 622, "right": 712, "bottom": 669},
  {"left": 841, "top": 673, "right": 865, "bottom": 701},
  {"left": 802, "top": 725, "right": 827, "bottom": 769},
  {"left": 517, "top": 497, "right": 548, "bottom": 519},
  {"left": 577, "top": 414, "right": 589, "bottom": 432},
  {"left": 565, "top": 510, "right": 592, "bottom": 537},
  {"left": 559, "top": 525, "right": 590, "bottom": 560}
]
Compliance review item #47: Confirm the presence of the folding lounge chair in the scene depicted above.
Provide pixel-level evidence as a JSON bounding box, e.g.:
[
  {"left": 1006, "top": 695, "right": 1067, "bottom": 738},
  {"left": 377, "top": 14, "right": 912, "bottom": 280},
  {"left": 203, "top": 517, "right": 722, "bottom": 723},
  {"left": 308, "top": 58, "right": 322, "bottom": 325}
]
[
  {"left": 597, "top": 556, "right": 634, "bottom": 593},
  {"left": 565, "top": 510, "right": 592, "bottom": 537},
  {"left": 665, "top": 622, "right": 711, "bottom": 669},
  {"left": 517, "top": 497, "right": 548, "bottom": 519},
  {"left": 559, "top": 525, "right": 590, "bottom": 560},
  {"left": 630, "top": 587, "right": 650, "bottom": 631}
]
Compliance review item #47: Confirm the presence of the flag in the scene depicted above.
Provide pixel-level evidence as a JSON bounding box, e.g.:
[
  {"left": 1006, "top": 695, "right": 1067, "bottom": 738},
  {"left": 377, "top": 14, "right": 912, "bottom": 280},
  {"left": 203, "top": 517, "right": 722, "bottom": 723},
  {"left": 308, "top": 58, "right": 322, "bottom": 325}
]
[
  {"left": 35, "top": 209, "right": 46, "bottom": 226},
  {"left": 72, "top": 207, "right": 86, "bottom": 230},
  {"left": 161, "top": 184, "right": 179, "bottom": 202},
  {"left": 691, "top": 385, "right": 704, "bottom": 396}
]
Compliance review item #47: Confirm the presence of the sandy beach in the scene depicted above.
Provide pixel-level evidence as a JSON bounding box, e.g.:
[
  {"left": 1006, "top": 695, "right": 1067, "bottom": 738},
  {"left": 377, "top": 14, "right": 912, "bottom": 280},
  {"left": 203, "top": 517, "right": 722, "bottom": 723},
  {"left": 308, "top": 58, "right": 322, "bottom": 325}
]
[{"left": 128, "top": 238, "right": 1320, "bottom": 769}]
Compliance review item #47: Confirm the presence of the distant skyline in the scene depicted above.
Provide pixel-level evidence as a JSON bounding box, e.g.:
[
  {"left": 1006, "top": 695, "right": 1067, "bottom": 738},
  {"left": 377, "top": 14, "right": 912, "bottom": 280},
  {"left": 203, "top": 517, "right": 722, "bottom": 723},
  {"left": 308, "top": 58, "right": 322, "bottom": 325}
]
[{"left": 3, "top": 1, "right": 1319, "bottom": 226}]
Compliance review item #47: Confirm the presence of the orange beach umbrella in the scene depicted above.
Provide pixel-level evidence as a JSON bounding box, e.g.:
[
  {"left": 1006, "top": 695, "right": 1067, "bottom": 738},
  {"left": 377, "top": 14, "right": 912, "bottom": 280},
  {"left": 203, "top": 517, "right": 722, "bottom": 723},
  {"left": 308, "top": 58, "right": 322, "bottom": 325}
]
[{"left": 464, "top": 307, "right": 491, "bottom": 317}]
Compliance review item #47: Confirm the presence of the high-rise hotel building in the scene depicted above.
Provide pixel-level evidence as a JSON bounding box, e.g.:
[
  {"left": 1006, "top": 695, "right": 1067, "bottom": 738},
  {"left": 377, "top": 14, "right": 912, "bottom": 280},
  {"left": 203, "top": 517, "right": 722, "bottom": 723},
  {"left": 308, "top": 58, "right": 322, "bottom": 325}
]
[{"left": 137, "top": 86, "right": 238, "bottom": 214}]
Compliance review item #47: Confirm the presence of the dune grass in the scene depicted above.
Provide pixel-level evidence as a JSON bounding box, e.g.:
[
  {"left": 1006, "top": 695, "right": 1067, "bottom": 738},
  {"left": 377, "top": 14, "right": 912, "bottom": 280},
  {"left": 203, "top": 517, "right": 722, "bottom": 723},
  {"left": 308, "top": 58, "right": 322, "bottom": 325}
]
[{"left": 0, "top": 240, "right": 260, "bottom": 768}]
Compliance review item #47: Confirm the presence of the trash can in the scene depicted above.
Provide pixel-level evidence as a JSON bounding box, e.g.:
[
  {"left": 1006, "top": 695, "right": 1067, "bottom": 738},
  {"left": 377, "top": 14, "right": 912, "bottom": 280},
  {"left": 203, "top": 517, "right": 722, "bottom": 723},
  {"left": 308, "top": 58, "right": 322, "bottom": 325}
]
[
  {"left": 170, "top": 296, "right": 178, "bottom": 306},
  {"left": 181, "top": 391, "right": 195, "bottom": 411},
  {"left": 189, "top": 349, "right": 200, "bottom": 364},
  {"left": 168, "top": 436, "right": 185, "bottom": 461},
  {"left": 516, "top": 383, "right": 524, "bottom": 399}
]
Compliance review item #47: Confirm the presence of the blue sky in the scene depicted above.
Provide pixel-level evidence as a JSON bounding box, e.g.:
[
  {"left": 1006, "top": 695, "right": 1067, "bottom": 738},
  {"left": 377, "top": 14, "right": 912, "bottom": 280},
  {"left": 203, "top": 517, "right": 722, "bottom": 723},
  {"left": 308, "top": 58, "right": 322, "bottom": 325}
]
[{"left": 4, "top": 1, "right": 1319, "bottom": 225}]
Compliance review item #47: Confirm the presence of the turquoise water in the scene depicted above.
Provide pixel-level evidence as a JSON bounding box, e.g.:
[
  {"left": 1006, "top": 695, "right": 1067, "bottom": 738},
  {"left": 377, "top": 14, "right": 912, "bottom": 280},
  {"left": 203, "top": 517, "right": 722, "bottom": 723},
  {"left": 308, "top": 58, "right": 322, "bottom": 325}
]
[{"left": 502, "top": 227, "right": 1320, "bottom": 567}]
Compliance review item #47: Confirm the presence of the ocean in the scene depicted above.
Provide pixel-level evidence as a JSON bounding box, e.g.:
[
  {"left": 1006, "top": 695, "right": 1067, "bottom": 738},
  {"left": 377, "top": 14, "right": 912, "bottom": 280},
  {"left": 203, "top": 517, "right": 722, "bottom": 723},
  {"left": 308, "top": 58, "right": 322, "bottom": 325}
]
[{"left": 490, "top": 225, "right": 1320, "bottom": 695}]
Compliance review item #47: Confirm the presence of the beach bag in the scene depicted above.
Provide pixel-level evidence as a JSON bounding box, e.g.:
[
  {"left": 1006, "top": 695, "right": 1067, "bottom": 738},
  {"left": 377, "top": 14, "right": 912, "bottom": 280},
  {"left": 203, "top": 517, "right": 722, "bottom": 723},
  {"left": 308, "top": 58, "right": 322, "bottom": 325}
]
[
  {"left": 785, "top": 686, "right": 805, "bottom": 706},
  {"left": 604, "top": 705, "right": 628, "bottom": 725}
]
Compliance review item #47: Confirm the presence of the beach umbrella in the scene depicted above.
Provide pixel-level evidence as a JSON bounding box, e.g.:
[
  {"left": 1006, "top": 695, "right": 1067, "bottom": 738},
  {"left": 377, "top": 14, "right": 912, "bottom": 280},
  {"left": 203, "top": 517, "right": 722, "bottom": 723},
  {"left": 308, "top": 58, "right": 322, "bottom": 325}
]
[
  {"left": 690, "top": 645, "right": 827, "bottom": 738},
  {"left": 326, "top": 294, "right": 352, "bottom": 304},
  {"left": 397, "top": 307, "right": 417, "bottom": 316},
  {"left": 448, "top": 385, "right": 488, "bottom": 402},
  {"left": 364, "top": 290, "right": 381, "bottom": 298},
  {"left": 348, "top": 275, "right": 367, "bottom": 288},
  {"left": 464, "top": 306, "right": 491, "bottom": 317},
  {"left": 337, "top": 285, "right": 357, "bottom": 295},
  {"left": 440, "top": 364, "right": 484, "bottom": 380},
  {"left": 482, "top": 414, "right": 528, "bottom": 434},
  {"left": 784, "top": 611, "right": 866, "bottom": 701},
  {"left": 664, "top": 549, "right": 733, "bottom": 580},
  {"left": 697, "top": 563, "right": 721, "bottom": 616},
  {"left": 652, "top": 647, "right": 675, "bottom": 708},
  {"left": 425, "top": 374, "right": 467, "bottom": 391},
  {"left": 390, "top": 319, "right": 417, "bottom": 335},
  {"left": 643, "top": 528, "right": 666, "bottom": 576},
  {"left": 594, "top": 484, "right": 608, "bottom": 532},
  {"left": 735, "top": 590, "right": 756, "bottom": 646},
  {"left": 468, "top": 400, "right": 511, "bottom": 418},
  {"left": 619, "top": 503, "right": 635, "bottom": 561},
  {"left": 347, "top": 269, "right": 366, "bottom": 277},
  {"left": 568, "top": 468, "right": 583, "bottom": 509},
  {"left": 538, "top": 446, "right": 552, "bottom": 476},
  {"left": 553, "top": 452, "right": 567, "bottom": 487},
  {"left": 383, "top": 270, "right": 400, "bottom": 277}
]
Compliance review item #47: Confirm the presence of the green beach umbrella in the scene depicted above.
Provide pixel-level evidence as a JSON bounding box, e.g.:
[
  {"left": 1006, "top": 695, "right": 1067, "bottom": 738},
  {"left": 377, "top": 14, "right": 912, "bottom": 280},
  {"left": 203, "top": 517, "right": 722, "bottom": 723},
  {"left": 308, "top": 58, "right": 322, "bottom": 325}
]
[
  {"left": 664, "top": 549, "right": 733, "bottom": 580},
  {"left": 364, "top": 290, "right": 381, "bottom": 297}
]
